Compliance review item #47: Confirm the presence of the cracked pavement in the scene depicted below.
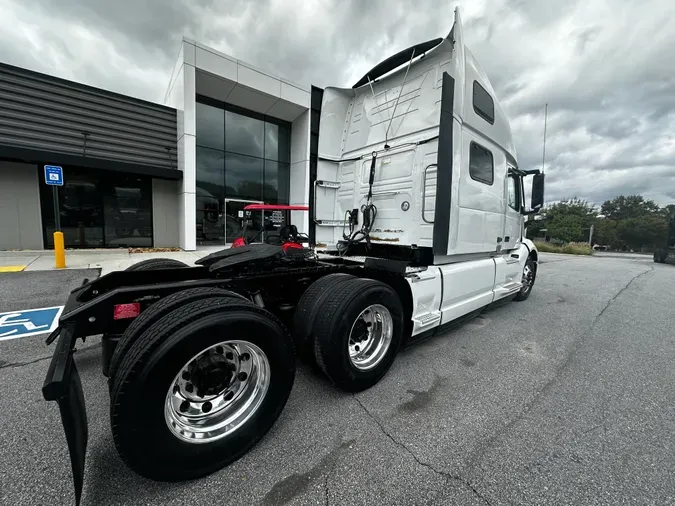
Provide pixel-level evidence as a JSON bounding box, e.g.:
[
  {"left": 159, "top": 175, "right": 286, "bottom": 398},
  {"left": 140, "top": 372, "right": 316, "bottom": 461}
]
[{"left": 2, "top": 254, "right": 675, "bottom": 505}]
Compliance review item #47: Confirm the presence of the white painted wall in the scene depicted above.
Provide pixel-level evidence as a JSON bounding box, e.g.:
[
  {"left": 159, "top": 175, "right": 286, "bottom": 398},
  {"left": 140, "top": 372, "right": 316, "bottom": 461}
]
[
  {"left": 152, "top": 179, "right": 179, "bottom": 247},
  {"left": 0, "top": 162, "right": 43, "bottom": 250},
  {"left": 290, "top": 110, "right": 310, "bottom": 234},
  {"left": 165, "top": 40, "right": 197, "bottom": 250}
]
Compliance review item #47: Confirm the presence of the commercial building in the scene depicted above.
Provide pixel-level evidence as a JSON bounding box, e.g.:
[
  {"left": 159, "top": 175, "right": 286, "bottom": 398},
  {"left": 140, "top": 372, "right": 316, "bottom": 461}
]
[{"left": 0, "top": 38, "right": 311, "bottom": 251}]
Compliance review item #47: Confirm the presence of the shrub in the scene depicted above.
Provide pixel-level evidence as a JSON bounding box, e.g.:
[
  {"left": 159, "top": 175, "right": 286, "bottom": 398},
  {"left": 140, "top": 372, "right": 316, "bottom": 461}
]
[{"left": 534, "top": 241, "right": 593, "bottom": 255}]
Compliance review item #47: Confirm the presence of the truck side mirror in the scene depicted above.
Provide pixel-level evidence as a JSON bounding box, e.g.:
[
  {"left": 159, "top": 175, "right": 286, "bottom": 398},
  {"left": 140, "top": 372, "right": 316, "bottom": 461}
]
[{"left": 530, "top": 173, "right": 545, "bottom": 211}]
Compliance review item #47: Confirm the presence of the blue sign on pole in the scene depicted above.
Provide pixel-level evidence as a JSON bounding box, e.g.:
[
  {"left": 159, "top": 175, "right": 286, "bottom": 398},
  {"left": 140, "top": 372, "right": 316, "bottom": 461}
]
[
  {"left": 0, "top": 306, "right": 63, "bottom": 341},
  {"left": 44, "top": 165, "right": 64, "bottom": 186}
]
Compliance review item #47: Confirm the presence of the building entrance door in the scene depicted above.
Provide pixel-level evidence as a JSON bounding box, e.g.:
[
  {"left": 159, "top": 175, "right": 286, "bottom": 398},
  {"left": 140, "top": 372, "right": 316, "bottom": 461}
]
[{"left": 224, "top": 199, "right": 263, "bottom": 245}]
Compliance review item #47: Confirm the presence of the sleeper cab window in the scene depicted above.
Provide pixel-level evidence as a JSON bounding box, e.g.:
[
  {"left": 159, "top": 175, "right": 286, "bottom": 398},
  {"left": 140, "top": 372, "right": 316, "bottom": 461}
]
[
  {"left": 469, "top": 142, "right": 494, "bottom": 185},
  {"left": 507, "top": 176, "right": 519, "bottom": 210},
  {"left": 473, "top": 81, "right": 495, "bottom": 124}
]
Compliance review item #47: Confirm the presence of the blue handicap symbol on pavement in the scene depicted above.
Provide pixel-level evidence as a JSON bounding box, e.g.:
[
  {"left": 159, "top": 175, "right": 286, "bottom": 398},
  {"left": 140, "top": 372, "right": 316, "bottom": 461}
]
[{"left": 0, "top": 306, "right": 63, "bottom": 341}]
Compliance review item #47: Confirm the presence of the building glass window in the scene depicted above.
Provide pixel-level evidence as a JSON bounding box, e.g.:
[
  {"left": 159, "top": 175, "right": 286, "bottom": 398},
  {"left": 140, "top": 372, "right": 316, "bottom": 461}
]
[
  {"left": 264, "top": 122, "right": 291, "bottom": 162},
  {"left": 196, "top": 147, "right": 225, "bottom": 199},
  {"left": 196, "top": 102, "right": 225, "bottom": 150},
  {"left": 264, "top": 160, "right": 290, "bottom": 204},
  {"left": 225, "top": 110, "right": 264, "bottom": 158},
  {"left": 40, "top": 168, "right": 152, "bottom": 248},
  {"left": 195, "top": 97, "right": 292, "bottom": 245},
  {"left": 225, "top": 153, "right": 264, "bottom": 201}
]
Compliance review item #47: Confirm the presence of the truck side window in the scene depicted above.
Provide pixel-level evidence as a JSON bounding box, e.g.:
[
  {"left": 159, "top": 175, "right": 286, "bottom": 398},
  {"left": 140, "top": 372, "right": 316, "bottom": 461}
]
[
  {"left": 469, "top": 143, "right": 494, "bottom": 185},
  {"left": 507, "top": 176, "right": 518, "bottom": 210},
  {"left": 473, "top": 81, "right": 494, "bottom": 124}
]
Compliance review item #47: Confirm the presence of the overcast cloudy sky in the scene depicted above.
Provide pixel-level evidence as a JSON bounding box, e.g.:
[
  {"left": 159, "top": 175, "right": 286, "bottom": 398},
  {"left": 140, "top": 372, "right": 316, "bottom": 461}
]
[{"left": 2, "top": 0, "right": 674, "bottom": 206}]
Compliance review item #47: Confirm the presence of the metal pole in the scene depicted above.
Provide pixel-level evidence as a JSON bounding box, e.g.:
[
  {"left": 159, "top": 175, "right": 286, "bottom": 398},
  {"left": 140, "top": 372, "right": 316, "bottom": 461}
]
[
  {"left": 588, "top": 224, "right": 594, "bottom": 246},
  {"left": 52, "top": 185, "right": 66, "bottom": 268},
  {"left": 52, "top": 186, "right": 61, "bottom": 231},
  {"left": 541, "top": 103, "right": 548, "bottom": 174}
]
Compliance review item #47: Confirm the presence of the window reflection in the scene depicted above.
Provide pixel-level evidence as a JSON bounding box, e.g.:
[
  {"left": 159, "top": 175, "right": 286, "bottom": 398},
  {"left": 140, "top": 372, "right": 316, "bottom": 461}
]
[
  {"left": 195, "top": 99, "right": 293, "bottom": 245},
  {"left": 225, "top": 111, "right": 264, "bottom": 158},
  {"left": 196, "top": 102, "right": 224, "bottom": 150},
  {"left": 264, "top": 122, "right": 291, "bottom": 162},
  {"left": 196, "top": 187, "right": 224, "bottom": 245},
  {"left": 264, "top": 160, "right": 290, "bottom": 203},
  {"left": 40, "top": 169, "right": 152, "bottom": 248},
  {"left": 104, "top": 179, "right": 152, "bottom": 247},
  {"left": 196, "top": 147, "right": 225, "bottom": 197},
  {"left": 225, "top": 153, "right": 264, "bottom": 201}
]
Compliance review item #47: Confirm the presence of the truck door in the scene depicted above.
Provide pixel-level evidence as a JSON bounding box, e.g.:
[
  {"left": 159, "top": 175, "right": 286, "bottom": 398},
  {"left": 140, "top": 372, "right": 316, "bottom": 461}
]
[{"left": 503, "top": 169, "right": 521, "bottom": 251}]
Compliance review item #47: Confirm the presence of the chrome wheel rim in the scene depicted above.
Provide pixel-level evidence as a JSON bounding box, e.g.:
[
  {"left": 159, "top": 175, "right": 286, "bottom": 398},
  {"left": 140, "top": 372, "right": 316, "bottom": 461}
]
[
  {"left": 522, "top": 263, "right": 534, "bottom": 293},
  {"left": 348, "top": 304, "right": 393, "bottom": 371},
  {"left": 164, "top": 340, "right": 270, "bottom": 444}
]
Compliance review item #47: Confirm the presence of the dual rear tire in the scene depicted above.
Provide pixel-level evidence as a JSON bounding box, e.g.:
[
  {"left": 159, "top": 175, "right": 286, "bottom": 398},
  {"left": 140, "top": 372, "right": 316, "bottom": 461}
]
[
  {"left": 108, "top": 265, "right": 404, "bottom": 482},
  {"left": 109, "top": 294, "right": 295, "bottom": 482},
  {"left": 294, "top": 274, "right": 405, "bottom": 392}
]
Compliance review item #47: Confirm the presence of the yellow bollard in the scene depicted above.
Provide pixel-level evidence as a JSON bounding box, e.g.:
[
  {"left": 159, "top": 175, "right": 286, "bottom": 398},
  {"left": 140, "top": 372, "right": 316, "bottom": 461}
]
[{"left": 54, "top": 231, "right": 66, "bottom": 269}]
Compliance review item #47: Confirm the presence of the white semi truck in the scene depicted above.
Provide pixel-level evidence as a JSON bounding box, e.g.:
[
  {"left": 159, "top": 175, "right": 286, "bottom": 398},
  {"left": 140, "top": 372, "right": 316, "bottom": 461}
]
[{"left": 42, "top": 8, "right": 544, "bottom": 504}]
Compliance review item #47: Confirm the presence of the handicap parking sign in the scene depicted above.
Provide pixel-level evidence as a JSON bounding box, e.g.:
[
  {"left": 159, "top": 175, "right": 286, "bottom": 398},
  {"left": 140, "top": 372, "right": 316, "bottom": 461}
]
[
  {"left": 0, "top": 306, "right": 63, "bottom": 341},
  {"left": 44, "top": 165, "right": 64, "bottom": 186}
]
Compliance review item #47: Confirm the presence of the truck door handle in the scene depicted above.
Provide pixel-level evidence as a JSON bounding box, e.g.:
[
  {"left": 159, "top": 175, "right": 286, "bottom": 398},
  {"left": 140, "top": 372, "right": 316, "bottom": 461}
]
[
  {"left": 497, "top": 237, "right": 503, "bottom": 243},
  {"left": 505, "top": 236, "right": 510, "bottom": 242}
]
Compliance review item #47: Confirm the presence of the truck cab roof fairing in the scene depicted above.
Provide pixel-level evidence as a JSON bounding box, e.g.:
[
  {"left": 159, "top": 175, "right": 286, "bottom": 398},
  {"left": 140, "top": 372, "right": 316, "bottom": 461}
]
[{"left": 351, "top": 37, "right": 444, "bottom": 89}]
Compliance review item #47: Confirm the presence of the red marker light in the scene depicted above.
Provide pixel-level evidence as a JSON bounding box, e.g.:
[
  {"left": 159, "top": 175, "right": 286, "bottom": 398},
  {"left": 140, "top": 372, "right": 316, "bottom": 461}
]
[{"left": 114, "top": 303, "right": 141, "bottom": 320}]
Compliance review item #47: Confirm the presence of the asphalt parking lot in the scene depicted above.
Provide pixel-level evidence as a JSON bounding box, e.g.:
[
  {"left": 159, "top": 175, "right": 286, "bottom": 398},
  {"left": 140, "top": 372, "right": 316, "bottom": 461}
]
[{"left": 1, "top": 253, "right": 674, "bottom": 505}]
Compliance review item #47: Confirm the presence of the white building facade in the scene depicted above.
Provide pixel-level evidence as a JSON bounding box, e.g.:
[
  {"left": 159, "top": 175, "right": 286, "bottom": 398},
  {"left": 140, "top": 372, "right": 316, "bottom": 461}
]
[{"left": 164, "top": 38, "right": 311, "bottom": 251}]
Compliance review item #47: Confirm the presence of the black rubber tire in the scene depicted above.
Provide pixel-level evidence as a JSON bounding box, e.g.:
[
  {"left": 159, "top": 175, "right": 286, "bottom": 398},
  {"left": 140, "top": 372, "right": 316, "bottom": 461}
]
[
  {"left": 107, "top": 287, "right": 249, "bottom": 385},
  {"left": 514, "top": 257, "right": 536, "bottom": 301},
  {"left": 313, "top": 278, "right": 404, "bottom": 392},
  {"left": 125, "top": 258, "right": 189, "bottom": 271},
  {"left": 101, "top": 258, "right": 192, "bottom": 363},
  {"left": 293, "top": 273, "right": 357, "bottom": 352},
  {"left": 110, "top": 297, "right": 296, "bottom": 482}
]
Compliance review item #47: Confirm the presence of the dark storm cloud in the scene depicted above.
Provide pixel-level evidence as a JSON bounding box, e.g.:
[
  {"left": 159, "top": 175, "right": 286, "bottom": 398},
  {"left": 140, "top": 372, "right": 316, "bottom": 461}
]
[{"left": 1, "top": 0, "right": 674, "bottom": 206}]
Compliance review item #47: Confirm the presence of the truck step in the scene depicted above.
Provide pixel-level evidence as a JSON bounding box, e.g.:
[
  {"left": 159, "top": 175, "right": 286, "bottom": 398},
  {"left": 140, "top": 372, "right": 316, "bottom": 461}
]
[{"left": 414, "top": 311, "right": 442, "bottom": 328}]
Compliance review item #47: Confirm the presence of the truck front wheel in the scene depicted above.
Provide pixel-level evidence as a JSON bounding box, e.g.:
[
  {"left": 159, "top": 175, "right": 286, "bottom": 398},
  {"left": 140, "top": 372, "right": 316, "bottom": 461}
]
[
  {"left": 514, "top": 256, "right": 537, "bottom": 301},
  {"left": 313, "top": 278, "right": 404, "bottom": 392},
  {"left": 110, "top": 298, "right": 295, "bottom": 481}
]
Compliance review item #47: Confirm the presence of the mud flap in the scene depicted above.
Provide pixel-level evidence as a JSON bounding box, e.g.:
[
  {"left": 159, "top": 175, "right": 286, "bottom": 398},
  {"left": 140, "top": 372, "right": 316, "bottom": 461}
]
[{"left": 42, "top": 324, "right": 88, "bottom": 506}]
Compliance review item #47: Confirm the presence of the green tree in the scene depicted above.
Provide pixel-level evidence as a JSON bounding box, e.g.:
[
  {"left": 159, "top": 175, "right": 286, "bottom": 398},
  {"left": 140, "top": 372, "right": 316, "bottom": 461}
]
[
  {"left": 544, "top": 197, "right": 597, "bottom": 243},
  {"left": 594, "top": 218, "right": 620, "bottom": 248},
  {"left": 597, "top": 195, "right": 669, "bottom": 251},
  {"left": 600, "top": 195, "right": 660, "bottom": 220},
  {"left": 548, "top": 213, "right": 584, "bottom": 243}
]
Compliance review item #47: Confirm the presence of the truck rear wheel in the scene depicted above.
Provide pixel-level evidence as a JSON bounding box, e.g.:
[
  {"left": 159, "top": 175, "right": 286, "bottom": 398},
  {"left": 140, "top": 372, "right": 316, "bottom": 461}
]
[
  {"left": 313, "top": 278, "right": 404, "bottom": 392},
  {"left": 103, "top": 258, "right": 193, "bottom": 376},
  {"left": 110, "top": 297, "right": 295, "bottom": 481},
  {"left": 125, "top": 258, "right": 189, "bottom": 271},
  {"left": 107, "top": 287, "right": 249, "bottom": 384},
  {"left": 293, "top": 273, "right": 356, "bottom": 359}
]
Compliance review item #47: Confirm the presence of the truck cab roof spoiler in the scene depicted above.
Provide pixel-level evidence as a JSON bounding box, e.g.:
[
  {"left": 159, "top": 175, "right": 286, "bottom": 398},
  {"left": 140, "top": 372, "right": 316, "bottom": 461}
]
[{"left": 351, "top": 37, "right": 443, "bottom": 89}]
